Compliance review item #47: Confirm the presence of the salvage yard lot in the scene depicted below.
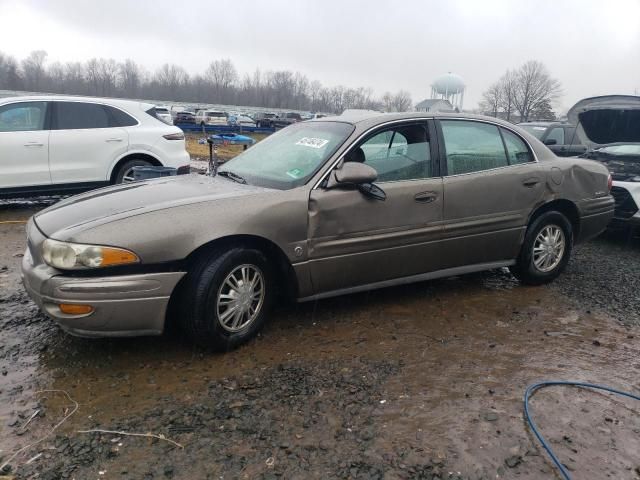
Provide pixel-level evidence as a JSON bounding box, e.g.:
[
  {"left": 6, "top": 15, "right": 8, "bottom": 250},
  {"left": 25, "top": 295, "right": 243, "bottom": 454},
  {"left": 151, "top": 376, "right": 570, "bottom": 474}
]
[{"left": 0, "top": 202, "right": 639, "bottom": 479}]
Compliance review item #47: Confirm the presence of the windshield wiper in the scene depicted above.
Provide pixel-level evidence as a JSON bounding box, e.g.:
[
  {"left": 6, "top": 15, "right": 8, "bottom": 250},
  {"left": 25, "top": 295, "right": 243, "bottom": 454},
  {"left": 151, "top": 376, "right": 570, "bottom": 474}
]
[{"left": 218, "top": 170, "right": 247, "bottom": 184}]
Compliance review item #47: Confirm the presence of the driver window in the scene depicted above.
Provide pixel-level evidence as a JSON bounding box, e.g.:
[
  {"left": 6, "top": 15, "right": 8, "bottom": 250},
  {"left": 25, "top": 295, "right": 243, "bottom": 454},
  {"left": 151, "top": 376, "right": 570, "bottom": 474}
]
[{"left": 345, "top": 123, "right": 432, "bottom": 181}]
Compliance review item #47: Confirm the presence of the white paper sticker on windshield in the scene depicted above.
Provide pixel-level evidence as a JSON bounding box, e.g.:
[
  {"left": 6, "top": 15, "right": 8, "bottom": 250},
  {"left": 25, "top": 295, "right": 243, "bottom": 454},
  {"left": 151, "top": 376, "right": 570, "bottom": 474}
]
[
  {"left": 533, "top": 126, "right": 546, "bottom": 131},
  {"left": 296, "top": 137, "right": 329, "bottom": 149}
]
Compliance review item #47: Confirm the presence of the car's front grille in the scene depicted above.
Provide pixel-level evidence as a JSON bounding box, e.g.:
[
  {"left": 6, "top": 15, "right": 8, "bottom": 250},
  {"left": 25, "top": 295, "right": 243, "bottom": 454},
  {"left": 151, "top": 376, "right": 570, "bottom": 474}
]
[{"left": 610, "top": 186, "right": 639, "bottom": 219}]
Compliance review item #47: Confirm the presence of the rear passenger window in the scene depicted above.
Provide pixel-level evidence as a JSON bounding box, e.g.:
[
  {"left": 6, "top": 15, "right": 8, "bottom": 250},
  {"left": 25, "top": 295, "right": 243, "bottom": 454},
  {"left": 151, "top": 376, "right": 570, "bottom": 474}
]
[
  {"left": 501, "top": 128, "right": 534, "bottom": 164},
  {"left": 105, "top": 106, "right": 137, "bottom": 127},
  {"left": 441, "top": 120, "right": 508, "bottom": 175},
  {"left": 54, "top": 102, "right": 110, "bottom": 130}
]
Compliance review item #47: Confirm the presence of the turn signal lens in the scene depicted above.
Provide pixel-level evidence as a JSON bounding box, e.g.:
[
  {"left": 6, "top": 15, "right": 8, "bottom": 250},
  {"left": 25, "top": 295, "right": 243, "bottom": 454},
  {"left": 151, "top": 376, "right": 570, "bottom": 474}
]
[
  {"left": 607, "top": 174, "right": 613, "bottom": 192},
  {"left": 59, "top": 304, "right": 94, "bottom": 315},
  {"left": 100, "top": 247, "right": 139, "bottom": 267}
]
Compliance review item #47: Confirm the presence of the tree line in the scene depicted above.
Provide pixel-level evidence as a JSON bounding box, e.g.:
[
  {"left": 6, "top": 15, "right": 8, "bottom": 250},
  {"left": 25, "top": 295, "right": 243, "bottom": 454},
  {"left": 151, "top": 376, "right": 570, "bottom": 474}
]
[
  {"left": 0, "top": 50, "right": 413, "bottom": 113},
  {"left": 479, "top": 60, "right": 562, "bottom": 122}
]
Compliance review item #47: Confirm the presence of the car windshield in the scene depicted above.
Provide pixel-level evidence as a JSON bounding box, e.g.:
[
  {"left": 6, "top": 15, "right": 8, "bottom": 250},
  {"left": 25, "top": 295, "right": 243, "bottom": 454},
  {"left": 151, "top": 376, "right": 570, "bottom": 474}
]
[
  {"left": 519, "top": 124, "right": 548, "bottom": 139},
  {"left": 219, "top": 121, "right": 353, "bottom": 190}
]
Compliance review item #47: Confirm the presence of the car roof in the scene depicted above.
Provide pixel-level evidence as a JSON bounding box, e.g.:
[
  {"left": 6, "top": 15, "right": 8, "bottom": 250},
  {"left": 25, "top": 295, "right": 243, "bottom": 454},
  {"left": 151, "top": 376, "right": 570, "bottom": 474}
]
[
  {"left": 518, "top": 121, "right": 576, "bottom": 128},
  {"left": 314, "top": 111, "right": 542, "bottom": 131},
  {"left": 0, "top": 94, "right": 154, "bottom": 111}
]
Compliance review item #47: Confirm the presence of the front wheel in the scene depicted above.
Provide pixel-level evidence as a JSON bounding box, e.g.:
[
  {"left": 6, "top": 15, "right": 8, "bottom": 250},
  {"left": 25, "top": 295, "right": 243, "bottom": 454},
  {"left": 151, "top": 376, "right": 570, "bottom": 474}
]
[
  {"left": 510, "top": 211, "right": 573, "bottom": 285},
  {"left": 178, "top": 248, "right": 274, "bottom": 350}
]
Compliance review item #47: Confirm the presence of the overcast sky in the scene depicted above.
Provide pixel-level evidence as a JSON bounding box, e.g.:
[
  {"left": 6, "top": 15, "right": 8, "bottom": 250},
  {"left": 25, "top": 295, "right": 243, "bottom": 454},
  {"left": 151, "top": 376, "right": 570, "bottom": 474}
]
[{"left": 0, "top": 0, "right": 639, "bottom": 112}]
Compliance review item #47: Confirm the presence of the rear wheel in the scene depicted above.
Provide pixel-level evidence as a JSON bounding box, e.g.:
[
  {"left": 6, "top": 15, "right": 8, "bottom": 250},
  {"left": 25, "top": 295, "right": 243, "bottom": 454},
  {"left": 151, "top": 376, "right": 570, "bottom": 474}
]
[
  {"left": 510, "top": 211, "right": 573, "bottom": 285},
  {"left": 114, "top": 158, "right": 153, "bottom": 183},
  {"left": 178, "top": 248, "right": 274, "bottom": 350}
]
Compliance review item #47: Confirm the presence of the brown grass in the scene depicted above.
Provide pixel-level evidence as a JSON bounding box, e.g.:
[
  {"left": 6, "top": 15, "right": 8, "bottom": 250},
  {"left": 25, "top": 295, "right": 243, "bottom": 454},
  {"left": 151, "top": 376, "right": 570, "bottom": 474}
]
[{"left": 185, "top": 133, "right": 269, "bottom": 162}]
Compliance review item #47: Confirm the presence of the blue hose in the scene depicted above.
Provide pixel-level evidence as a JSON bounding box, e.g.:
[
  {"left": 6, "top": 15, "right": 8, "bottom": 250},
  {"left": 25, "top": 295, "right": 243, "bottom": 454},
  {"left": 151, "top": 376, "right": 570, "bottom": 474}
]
[{"left": 524, "top": 381, "right": 640, "bottom": 480}]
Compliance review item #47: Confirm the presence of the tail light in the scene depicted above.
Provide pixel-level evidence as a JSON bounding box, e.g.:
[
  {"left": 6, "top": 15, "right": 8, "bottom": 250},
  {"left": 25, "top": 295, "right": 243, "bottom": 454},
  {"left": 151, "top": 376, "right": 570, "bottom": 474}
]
[
  {"left": 163, "top": 132, "right": 184, "bottom": 141},
  {"left": 607, "top": 174, "right": 613, "bottom": 192}
]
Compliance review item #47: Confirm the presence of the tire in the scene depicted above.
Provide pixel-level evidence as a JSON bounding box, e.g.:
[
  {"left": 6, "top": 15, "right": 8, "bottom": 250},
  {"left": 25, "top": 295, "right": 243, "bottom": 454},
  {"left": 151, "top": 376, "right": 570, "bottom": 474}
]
[
  {"left": 178, "top": 248, "right": 274, "bottom": 350},
  {"left": 114, "top": 158, "right": 153, "bottom": 184},
  {"left": 510, "top": 211, "right": 573, "bottom": 285}
]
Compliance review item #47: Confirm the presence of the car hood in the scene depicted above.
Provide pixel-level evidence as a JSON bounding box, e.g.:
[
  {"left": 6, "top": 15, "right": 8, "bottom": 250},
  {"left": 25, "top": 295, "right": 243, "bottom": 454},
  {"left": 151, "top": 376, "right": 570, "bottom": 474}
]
[
  {"left": 567, "top": 95, "right": 640, "bottom": 150},
  {"left": 34, "top": 174, "right": 275, "bottom": 238}
]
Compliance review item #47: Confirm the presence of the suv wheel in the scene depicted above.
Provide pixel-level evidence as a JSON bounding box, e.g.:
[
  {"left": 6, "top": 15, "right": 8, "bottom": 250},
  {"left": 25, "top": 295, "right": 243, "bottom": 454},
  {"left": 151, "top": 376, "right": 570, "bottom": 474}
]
[
  {"left": 114, "top": 158, "right": 153, "bottom": 183},
  {"left": 510, "top": 211, "right": 573, "bottom": 285},
  {"left": 179, "top": 248, "right": 274, "bottom": 350}
]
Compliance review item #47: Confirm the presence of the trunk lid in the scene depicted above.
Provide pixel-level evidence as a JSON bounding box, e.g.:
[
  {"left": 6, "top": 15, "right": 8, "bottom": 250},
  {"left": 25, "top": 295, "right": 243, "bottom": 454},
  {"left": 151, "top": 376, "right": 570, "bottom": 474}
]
[{"left": 567, "top": 95, "right": 640, "bottom": 150}]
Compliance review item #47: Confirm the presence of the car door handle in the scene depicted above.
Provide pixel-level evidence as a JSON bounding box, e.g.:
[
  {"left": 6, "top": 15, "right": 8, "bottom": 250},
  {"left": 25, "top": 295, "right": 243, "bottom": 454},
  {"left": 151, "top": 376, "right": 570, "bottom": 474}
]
[
  {"left": 522, "top": 178, "right": 540, "bottom": 188},
  {"left": 105, "top": 138, "right": 124, "bottom": 142},
  {"left": 24, "top": 142, "right": 44, "bottom": 147},
  {"left": 414, "top": 191, "right": 438, "bottom": 203}
]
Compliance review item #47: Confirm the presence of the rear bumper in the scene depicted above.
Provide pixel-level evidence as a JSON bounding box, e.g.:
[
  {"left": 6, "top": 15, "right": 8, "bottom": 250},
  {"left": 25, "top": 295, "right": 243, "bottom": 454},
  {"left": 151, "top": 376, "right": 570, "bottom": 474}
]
[
  {"left": 576, "top": 195, "right": 615, "bottom": 243},
  {"left": 21, "top": 250, "right": 185, "bottom": 337}
]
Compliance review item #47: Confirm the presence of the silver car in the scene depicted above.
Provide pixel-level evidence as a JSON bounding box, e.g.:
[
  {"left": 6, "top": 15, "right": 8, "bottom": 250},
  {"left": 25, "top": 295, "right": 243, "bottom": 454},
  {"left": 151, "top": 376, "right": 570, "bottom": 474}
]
[{"left": 21, "top": 112, "right": 614, "bottom": 350}]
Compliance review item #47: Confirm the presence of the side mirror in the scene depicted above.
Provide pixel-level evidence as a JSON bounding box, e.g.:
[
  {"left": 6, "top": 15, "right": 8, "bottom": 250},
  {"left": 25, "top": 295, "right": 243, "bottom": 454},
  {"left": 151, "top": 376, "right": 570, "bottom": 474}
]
[
  {"left": 334, "top": 162, "right": 378, "bottom": 185},
  {"left": 544, "top": 138, "right": 557, "bottom": 146},
  {"left": 329, "top": 162, "right": 386, "bottom": 201}
]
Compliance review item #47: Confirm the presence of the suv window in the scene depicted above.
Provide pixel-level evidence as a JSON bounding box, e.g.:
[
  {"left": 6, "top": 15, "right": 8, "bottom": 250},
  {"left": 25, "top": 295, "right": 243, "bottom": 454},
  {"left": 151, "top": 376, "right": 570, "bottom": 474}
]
[
  {"left": 349, "top": 123, "right": 432, "bottom": 181},
  {"left": 501, "top": 128, "right": 534, "bottom": 164},
  {"left": 105, "top": 106, "right": 138, "bottom": 127},
  {"left": 546, "top": 127, "right": 565, "bottom": 145},
  {"left": 54, "top": 102, "right": 110, "bottom": 130},
  {"left": 0, "top": 101, "right": 47, "bottom": 132},
  {"left": 441, "top": 120, "right": 508, "bottom": 175}
]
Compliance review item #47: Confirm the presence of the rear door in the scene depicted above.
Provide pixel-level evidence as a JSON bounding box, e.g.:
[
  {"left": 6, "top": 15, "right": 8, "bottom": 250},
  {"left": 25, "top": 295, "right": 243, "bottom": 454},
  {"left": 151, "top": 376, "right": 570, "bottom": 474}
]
[
  {"left": 49, "top": 101, "right": 130, "bottom": 184},
  {"left": 307, "top": 120, "right": 444, "bottom": 294},
  {"left": 0, "top": 101, "right": 51, "bottom": 188},
  {"left": 437, "top": 119, "right": 544, "bottom": 269}
]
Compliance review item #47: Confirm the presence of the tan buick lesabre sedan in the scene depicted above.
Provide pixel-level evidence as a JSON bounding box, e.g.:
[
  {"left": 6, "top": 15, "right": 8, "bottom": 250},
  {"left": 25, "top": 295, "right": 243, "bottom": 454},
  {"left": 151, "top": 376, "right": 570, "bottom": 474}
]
[{"left": 22, "top": 112, "right": 614, "bottom": 350}]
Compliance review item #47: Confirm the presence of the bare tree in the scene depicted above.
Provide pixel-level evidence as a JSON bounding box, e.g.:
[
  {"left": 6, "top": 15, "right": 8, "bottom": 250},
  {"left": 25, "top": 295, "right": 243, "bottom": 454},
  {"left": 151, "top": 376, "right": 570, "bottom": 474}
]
[
  {"left": 512, "top": 60, "right": 561, "bottom": 122},
  {"left": 21, "top": 50, "right": 48, "bottom": 90},
  {"left": 498, "top": 70, "right": 517, "bottom": 121},
  {"left": 47, "top": 61, "right": 65, "bottom": 92},
  {"left": 98, "top": 59, "right": 119, "bottom": 96},
  {"left": 480, "top": 82, "right": 502, "bottom": 117},
  {"left": 390, "top": 90, "right": 412, "bottom": 112},
  {"left": 205, "top": 59, "right": 238, "bottom": 100},
  {"left": 0, "top": 52, "right": 22, "bottom": 90},
  {"left": 119, "top": 59, "right": 141, "bottom": 97},
  {"left": 85, "top": 58, "right": 101, "bottom": 95}
]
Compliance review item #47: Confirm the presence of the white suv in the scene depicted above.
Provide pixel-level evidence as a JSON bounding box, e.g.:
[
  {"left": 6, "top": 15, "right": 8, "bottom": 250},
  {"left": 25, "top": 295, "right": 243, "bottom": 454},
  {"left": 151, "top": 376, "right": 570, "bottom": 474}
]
[
  {"left": 0, "top": 96, "right": 191, "bottom": 197},
  {"left": 195, "top": 110, "right": 228, "bottom": 126}
]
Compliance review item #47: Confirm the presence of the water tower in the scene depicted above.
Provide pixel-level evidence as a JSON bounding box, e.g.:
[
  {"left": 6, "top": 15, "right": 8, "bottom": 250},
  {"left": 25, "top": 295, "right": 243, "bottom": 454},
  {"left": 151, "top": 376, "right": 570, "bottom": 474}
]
[{"left": 431, "top": 72, "right": 465, "bottom": 110}]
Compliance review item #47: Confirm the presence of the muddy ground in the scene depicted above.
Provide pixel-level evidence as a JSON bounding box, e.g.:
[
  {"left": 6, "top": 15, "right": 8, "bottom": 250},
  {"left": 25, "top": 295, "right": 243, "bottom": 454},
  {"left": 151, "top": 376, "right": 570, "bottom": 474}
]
[{"left": 1, "top": 199, "right": 639, "bottom": 480}]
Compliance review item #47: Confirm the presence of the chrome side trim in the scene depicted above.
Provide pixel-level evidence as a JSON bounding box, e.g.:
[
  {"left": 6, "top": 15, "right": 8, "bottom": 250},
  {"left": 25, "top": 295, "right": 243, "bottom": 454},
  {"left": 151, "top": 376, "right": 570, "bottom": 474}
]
[
  {"left": 312, "top": 116, "right": 540, "bottom": 189},
  {"left": 297, "top": 260, "right": 515, "bottom": 302}
]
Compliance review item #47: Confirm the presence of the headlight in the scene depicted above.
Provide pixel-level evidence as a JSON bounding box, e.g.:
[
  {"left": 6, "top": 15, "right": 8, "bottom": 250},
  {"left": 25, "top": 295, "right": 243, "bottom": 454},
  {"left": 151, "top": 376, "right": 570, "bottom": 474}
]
[{"left": 42, "top": 239, "right": 139, "bottom": 270}]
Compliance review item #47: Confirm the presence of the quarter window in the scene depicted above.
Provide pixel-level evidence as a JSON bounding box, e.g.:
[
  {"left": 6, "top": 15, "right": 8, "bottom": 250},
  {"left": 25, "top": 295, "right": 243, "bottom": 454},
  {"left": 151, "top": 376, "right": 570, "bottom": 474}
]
[
  {"left": 546, "top": 127, "right": 565, "bottom": 145},
  {"left": 347, "top": 124, "right": 432, "bottom": 181},
  {"left": 54, "top": 102, "right": 110, "bottom": 130},
  {"left": 501, "top": 128, "right": 534, "bottom": 164},
  {"left": 441, "top": 120, "right": 508, "bottom": 175},
  {"left": 0, "top": 102, "right": 47, "bottom": 132},
  {"left": 105, "top": 106, "right": 137, "bottom": 127}
]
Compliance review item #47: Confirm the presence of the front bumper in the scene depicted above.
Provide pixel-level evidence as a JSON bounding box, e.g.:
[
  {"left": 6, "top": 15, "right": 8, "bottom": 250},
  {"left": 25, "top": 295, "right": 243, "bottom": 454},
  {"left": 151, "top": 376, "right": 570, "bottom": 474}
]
[{"left": 21, "top": 225, "right": 185, "bottom": 337}]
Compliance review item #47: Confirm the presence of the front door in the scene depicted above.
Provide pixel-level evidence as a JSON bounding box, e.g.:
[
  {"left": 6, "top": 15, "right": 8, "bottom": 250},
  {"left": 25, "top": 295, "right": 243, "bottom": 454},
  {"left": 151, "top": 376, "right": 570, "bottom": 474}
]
[
  {"left": 437, "top": 119, "right": 544, "bottom": 269},
  {"left": 307, "top": 121, "right": 444, "bottom": 295},
  {"left": 49, "top": 101, "right": 129, "bottom": 184},
  {"left": 0, "top": 101, "right": 51, "bottom": 188}
]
